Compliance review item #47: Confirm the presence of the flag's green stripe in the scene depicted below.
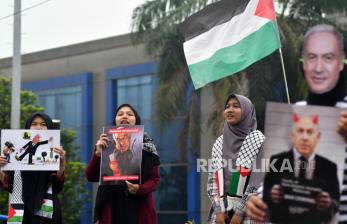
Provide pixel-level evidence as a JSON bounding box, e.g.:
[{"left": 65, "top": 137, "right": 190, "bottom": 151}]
[
  {"left": 40, "top": 205, "right": 54, "bottom": 212},
  {"left": 188, "top": 21, "right": 280, "bottom": 89},
  {"left": 8, "top": 215, "right": 23, "bottom": 222},
  {"left": 228, "top": 170, "right": 240, "bottom": 195}
]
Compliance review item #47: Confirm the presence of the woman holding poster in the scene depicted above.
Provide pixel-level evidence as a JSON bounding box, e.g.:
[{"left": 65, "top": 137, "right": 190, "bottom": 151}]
[
  {"left": 85, "top": 104, "right": 160, "bottom": 224},
  {"left": 0, "top": 112, "right": 66, "bottom": 224}
]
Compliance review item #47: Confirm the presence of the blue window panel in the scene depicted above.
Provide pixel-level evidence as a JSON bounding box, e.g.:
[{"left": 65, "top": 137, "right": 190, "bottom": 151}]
[
  {"left": 106, "top": 62, "right": 156, "bottom": 126},
  {"left": 157, "top": 165, "right": 188, "bottom": 211},
  {"left": 116, "top": 75, "right": 153, "bottom": 132},
  {"left": 23, "top": 73, "right": 92, "bottom": 163},
  {"left": 35, "top": 86, "right": 82, "bottom": 147},
  {"left": 188, "top": 151, "right": 200, "bottom": 224}
]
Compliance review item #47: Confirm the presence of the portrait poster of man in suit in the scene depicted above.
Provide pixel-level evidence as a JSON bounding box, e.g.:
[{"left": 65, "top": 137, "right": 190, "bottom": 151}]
[
  {"left": 261, "top": 103, "right": 346, "bottom": 223},
  {"left": 100, "top": 125, "right": 143, "bottom": 185}
]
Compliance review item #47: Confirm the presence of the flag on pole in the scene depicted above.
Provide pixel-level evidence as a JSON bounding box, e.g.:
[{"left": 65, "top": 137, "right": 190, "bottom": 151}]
[{"left": 179, "top": 0, "right": 281, "bottom": 89}]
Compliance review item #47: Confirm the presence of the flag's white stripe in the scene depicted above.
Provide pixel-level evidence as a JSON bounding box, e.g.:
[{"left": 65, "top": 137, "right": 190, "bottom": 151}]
[
  {"left": 41, "top": 200, "right": 53, "bottom": 207},
  {"left": 47, "top": 185, "right": 53, "bottom": 194},
  {"left": 35, "top": 210, "right": 53, "bottom": 219},
  {"left": 236, "top": 175, "right": 247, "bottom": 196},
  {"left": 217, "top": 169, "right": 224, "bottom": 196},
  {"left": 184, "top": 0, "right": 271, "bottom": 65},
  {"left": 13, "top": 209, "right": 24, "bottom": 215}
]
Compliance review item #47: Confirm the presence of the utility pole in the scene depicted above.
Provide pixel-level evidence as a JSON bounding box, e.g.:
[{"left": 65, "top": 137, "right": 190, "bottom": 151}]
[{"left": 11, "top": 0, "right": 21, "bottom": 129}]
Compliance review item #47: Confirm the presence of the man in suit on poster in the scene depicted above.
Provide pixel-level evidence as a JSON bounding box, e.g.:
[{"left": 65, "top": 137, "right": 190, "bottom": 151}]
[
  {"left": 262, "top": 114, "right": 339, "bottom": 223},
  {"left": 108, "top": 132, "right": 138, "bottom": 176}
]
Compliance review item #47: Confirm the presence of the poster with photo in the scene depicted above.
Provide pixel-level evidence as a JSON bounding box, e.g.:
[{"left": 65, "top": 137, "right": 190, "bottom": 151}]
[
  {"left": 100, "top": 125, "right": 144, "bottom": 185},
  {"left": 1, "top": 129, "right": 61, "bottom": 171},
  {"left": 261, "top": 102, "right": 346, "bottom": 223}
]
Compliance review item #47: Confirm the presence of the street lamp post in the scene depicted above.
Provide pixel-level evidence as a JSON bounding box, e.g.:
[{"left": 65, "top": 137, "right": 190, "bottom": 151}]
[{"left": 11, "top": 0, "right": 22, "bottom": 129}]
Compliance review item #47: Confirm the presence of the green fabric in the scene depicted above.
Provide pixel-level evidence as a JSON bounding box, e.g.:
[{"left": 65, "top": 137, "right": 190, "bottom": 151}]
[
  {"left": 8, "top": 215, "right": 23, "bottom": 222},
  {"left": 228, "top": 170, "right": 240, "bottom": 195},
  {"left": 40, "top": 204, "right": 54, "bottom": 213}
]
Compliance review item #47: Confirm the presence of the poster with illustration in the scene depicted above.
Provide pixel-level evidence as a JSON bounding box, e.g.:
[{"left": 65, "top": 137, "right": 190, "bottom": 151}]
[
  {"left": 100, "top": 125, "right": 144, "bottom": 185},
  {"left": 261, "top": 102, "right": 345, "bottom": 223},
  {"left": 1, "top": 129, "right": 61, "bottom": 171}
]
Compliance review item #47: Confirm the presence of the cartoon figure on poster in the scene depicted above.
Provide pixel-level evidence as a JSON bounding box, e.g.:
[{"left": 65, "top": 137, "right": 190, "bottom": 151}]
[
  {"left": 2, "top": 141, "right": 15, "bottom": 162},
  {"left": 15, "top": 134, "right": 53, "bottom": 165},
  {"left": 1, "top": 129, "right": 60, "bottom": 171}
]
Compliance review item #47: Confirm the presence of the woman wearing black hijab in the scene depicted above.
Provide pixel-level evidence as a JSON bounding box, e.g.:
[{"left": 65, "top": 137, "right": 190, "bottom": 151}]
[
  {"left": 85, "top": 104, "right": 160, "bottom": 224},
  {"left": 0, "top": 112, "right": 66, "bottom": 224}
]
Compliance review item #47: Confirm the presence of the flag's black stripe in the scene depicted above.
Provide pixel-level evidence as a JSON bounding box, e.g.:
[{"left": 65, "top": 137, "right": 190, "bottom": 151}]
[
  {"left": 11, "top": 203, "right": 25, "bottom": 210},
  {"left": 43, "top": 193, "right": 53, "bottom": 200},
  {"left": 179, "top": 0, "right": 250, "bottom": 41}
]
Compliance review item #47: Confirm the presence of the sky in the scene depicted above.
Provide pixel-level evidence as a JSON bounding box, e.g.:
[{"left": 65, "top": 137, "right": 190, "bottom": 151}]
[{"left": 0, "top": 0, "right": 146, "bottom": 59}]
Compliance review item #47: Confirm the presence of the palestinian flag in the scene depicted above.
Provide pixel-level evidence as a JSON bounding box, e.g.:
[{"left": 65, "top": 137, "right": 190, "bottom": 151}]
[
  {"left": 7, "top": 204, "right": 24, "bottom": 224},
  {"left": 34, "top": 185, "right": 54, "bottom": 219},
  {"left": 228, "top": 166, "right": 251, "bottom": 196},
  {"left": 179, "top": 0, "right": 281, "bottom": 89}
]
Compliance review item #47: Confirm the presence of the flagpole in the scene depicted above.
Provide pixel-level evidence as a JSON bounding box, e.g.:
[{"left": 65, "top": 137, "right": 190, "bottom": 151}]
[{"left": 278, "top": 48, "right": 291, "bottom": 104}]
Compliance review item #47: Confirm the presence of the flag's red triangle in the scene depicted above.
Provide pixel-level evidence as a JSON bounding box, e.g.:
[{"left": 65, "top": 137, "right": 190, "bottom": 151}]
[
  {"left": 8, "top": 205, "right": 16, "bottom": 220},
  {"left": 255, "top": 0, "right": 276, "bottom": 21},
  {"left": 238, "top": 166, "right": 251, "bottom": 177}
]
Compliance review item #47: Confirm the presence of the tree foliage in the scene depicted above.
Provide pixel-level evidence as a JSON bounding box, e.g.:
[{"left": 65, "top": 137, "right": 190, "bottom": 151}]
[
  {"left": 0, "top": 76, "right": 45, "bottom": 129},
  {"left": 58, "top": 129, "right": 90, "bottom": 224}
]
